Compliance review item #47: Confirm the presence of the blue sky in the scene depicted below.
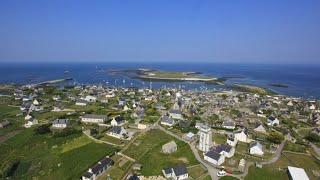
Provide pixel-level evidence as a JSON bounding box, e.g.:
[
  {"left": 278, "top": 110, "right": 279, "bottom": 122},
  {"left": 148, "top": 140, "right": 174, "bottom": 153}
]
[{"left": 0, "top": 0, "right": 319, "bottom": 63}]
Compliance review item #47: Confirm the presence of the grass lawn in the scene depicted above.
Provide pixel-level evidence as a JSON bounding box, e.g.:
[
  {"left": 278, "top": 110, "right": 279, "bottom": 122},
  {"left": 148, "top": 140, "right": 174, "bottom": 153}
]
[
  {"left": 99, "top": 165, "right": 125, "bottom": 180},
  {"left": 283, "top": 141, "right": 308, "bottom": 153},
  {"left": 101, "top": 134, "right": 124, "bottom": 145},
  {"left": 0, "top": 129, "right": 115, "bottom": 179},
  {"left": 236, "top": 142, "right": 249, "bottom": 154},
  {"left": 124, "top": 129, "right": 198, "bottom": 176},
  {"left": 212, "top": 133, "right": 227, "bottom": 145},
  {"left": 187, "top": 165, "right": 207, "bottom": 179},
  {"left": 298, "top": 129, "right": 312, "bottom": 137},
  {"left": 200, "top": 174, "right": 212, "bottom": 180},
  {"left": 246, "top": 152, "right": 320, "bottom": 180}
]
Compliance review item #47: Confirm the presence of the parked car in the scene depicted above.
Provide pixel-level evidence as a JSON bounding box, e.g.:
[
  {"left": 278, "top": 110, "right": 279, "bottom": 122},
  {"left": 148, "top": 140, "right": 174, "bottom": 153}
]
[{"left": 217, "top": 170, "right": 226, "bottom": 177}]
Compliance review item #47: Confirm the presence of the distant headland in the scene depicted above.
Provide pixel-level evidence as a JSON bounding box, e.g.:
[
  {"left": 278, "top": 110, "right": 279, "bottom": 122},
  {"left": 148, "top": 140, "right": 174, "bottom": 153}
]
[{"left": 107, "top": 69, "right": 226, "bottom": 85}]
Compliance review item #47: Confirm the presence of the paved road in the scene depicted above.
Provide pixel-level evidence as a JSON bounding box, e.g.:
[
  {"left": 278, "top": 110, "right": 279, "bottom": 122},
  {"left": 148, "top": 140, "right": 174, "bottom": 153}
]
[
  {"left": 189, "top": 141, "right": 220, "bottom": 180},
  {"left": 262, "top": 140, "right": 285, "bottom": 165},
  {"left": 157, "top": 124, "right": 220, "bottom": 179},
  {"left": 310, "top": 142, "right": 320, "bottom": 157}
]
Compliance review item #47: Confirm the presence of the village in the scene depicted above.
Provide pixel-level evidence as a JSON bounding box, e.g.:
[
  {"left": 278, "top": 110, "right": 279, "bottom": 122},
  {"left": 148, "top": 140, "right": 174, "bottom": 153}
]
[{"left": 0, "top": 83, "right": 320, "bottom": 180}]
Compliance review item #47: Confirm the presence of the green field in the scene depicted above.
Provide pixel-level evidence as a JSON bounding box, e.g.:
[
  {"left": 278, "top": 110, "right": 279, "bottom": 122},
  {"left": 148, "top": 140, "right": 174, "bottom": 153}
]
[
  {"left": 187, "top": 165, "right": 207, "bottom": 179},
  {"left": 124, "top": 129, "right": 198, "bottom": 176},
  {"left": 245, "top": 152, "right": 320, "bottom": 180},
  {"left": 0, "top": 129, "right": 115, "bottom": 179}
]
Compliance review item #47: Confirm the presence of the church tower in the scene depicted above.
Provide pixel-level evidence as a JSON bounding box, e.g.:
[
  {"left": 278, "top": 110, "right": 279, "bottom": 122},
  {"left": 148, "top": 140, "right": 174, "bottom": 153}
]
[{"left": 199, "top": 125, "right": 212, "bottom": 152}]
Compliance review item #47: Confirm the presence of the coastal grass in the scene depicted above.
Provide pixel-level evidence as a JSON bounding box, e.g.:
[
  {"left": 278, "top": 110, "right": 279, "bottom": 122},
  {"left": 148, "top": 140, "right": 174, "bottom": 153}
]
[
  {"left": 232, "top": 84, "right": 276, "bottom": 95},
  {"left": 0, "top": 129, "right": 115, "bottom": 179},
  {"left": 123, "top": 129, "right": 198, "bottom": 176}
]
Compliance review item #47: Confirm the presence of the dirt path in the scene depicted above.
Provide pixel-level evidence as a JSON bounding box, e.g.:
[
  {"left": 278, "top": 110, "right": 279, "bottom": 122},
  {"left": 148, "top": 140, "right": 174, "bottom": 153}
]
[{"left": 0, "top": 130, "right": 21, "bottom": 143}]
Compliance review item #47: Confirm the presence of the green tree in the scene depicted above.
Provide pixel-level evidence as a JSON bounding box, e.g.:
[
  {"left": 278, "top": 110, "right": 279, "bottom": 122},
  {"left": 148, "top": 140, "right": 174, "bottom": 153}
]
[
  {"left": 34, "top": 124, "right": 52, "bottom": 134},
  {"left": 267, "top": 132, "right": 284, "bottom": 144},
  {"left": 305, "top": 133, "right": 320, "bottom": 142}
]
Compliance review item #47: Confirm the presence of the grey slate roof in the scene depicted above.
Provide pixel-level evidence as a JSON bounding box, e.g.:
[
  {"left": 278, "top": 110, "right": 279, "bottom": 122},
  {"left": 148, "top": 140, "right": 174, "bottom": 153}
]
[
  {"left": 128, "top": 174, "right": 140, "bottom": 180},
  {"left": 173, "top": 165, "right": 188, "bottom": 176},
  {"left": 215, "top": 144, "right": 232, "bottom": 153},
  {"left": 114, "top": 116, "right": 124, "bottom": 123},
  {"left": 82, "top": 114, "right": 107, "bottom": 119},
  {"left": 91, "top": 157, "right": 113, "bottom": 174},
  {"left": 170, "top": 109, "right": 182, "bottom": 114},
  {"left": 52, "top": 119, "right": 68, "bottom": 125},
  {"left": 163, "top": 168, "right": 173, "bottom": 175},
  {"left": 110, "top": 126, "right": 122, "bottom": 134},
  {"left": 223, "top": 121, "right": 235, "bottom": 127},
  {"left": 205, "top": 150, "right": 221, "bottom": 161},
  {"left": 161, "top": 116, "right": 174, "bottom": 124},
  {"left": 82, "top": 171, "right": 93, "bottom": 178},
  {"left": 76, "top": 99, "right": 88, "bottom": 103},
  {"left": 250, "top": 141, "right": 262, "bottom": 149}
]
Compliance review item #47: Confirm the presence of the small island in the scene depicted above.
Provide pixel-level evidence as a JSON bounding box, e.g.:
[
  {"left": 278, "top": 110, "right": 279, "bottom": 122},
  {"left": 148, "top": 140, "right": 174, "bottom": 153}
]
[
  {"left": 108, "top": 69, "right": 225, "bottom": 85},
  {"left": 232, "top": 84, "right": 277, "bottom": 95},
  {"left": 268, "top": 84, "right": 289, "bottom": 88}
]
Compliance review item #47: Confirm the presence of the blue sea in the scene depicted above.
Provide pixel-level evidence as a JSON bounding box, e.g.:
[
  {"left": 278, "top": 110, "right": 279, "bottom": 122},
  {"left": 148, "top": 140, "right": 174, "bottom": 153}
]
[{"left": 0, "top": 62, "right": 319, "bottom": 99}]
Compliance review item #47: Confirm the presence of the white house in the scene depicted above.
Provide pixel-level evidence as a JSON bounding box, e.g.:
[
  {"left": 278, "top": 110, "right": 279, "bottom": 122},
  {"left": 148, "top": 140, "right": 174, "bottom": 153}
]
[
  {"left": 82, "top": 157, "right": 113, "bottom": 180},
  {"left": 162, "top": 165, "right": 188, "bottom": 180},
  {"left": 105, "top": 91, "right": 115, "bottom": 98},
  {"left": 204, "top": 150, "right": 225, "bottom": 166},
  {"left": 310, "top": 104, "right": 316, "bottom": 110},
  {"left": 76, "top": 99, "right": 88, "bottom": 106},
  {"left": 81, "top": 114, "right": 107, "bottom": 124},
  {"left": 123, "top": 105, "right": 130, "bottom": 111},
  {"left": 222, "top": 121, "right": 236, "bottom": 129},
  {"left": 33, "top": 98, "right": 43, "bottom": 105},
  {"left": 169, "top": 109, "right": 182, "bottom": 120},
  {"left": 25, "top": 114, "right": 33, "bottom": 121},
  {"left": 107, "top": 126, "right": 127, "bottom": 139},
  {"left": 287, "top": 166, "right": 309, "bottom": 180},
  {"left": 111, "top": 116, "right": 125, "bottom": 126},
  {"left": 234, "top": 128, "right": 248, "bottom": 143},
  {"left": 52, "top": 119, "right": 69, "bottom": 129},
  {"left": 85, "top": 95, "right": 97, "bottom": 102},
  {"left": 214, "top": 144, "right": 235, "bottom": 158},
  {"left": 160, "top": 116, "right": 175, "bottom": 127},
  {"left": 227, "top": 137, "right": 238, "bottom": 147},
  {"left": 250, "top": 141, "right": 264, "bottom": 156},
  {"left": 254, "top": 124, "right": 267, "bottom": 133},
  {"left": 52, "top": 95, "right": 61, "bottom": 101},
  {"left": 25, "top": 118, "right": 38, "bottom": 128},
  {"left": 257, "top": 110, "right": 266, "bottom": 118},
  {"left": 267, "top": 116, "right": 280, "bottom": 126}
]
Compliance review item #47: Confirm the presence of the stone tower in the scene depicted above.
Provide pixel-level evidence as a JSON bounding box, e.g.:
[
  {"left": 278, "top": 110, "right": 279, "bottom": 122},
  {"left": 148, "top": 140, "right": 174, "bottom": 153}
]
[{"left": 199, "top": 125, "right": 212, "bottom": 152}]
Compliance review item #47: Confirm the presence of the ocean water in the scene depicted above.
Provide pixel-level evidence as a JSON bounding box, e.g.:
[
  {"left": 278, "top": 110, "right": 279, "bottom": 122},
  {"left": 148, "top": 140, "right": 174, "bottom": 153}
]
[{"left": 0, "top": 62, "right": 319, "bottom": 99}]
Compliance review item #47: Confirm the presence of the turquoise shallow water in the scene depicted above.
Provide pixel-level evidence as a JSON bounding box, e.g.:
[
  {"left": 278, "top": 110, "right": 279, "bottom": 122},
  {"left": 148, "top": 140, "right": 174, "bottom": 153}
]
[{"left": 0, "top": 62, "right": 319, "bottom": 99}]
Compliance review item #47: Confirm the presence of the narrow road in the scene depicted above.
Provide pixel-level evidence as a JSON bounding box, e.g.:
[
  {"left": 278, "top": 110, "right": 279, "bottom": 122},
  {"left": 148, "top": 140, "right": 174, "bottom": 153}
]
[
  {"left": 157, "top": 124, "right": 220, "bottom": 179},
  {"left": 262, "top": 140, "right": 285, "bottom": 165}
]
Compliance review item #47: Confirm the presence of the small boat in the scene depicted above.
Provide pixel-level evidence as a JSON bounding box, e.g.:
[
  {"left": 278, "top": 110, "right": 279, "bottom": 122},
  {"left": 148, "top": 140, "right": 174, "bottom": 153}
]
[{"left": 64, "top": 71, "right": 69, "bottom": 74}]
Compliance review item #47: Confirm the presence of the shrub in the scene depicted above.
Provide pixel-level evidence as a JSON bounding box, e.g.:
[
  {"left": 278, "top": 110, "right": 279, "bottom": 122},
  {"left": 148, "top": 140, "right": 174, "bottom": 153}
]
[
  {"left": 267, "top": 131, "right": 284, "bottom": 144},
  {"left": 34, "top": 124, "right": 52, "bottom": 134},
  {"left": 305, "top": 133, "right": 320, "bottom": 142},
  {"left": 53, "top": 127, "right": 81, "bottom": 138}
]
